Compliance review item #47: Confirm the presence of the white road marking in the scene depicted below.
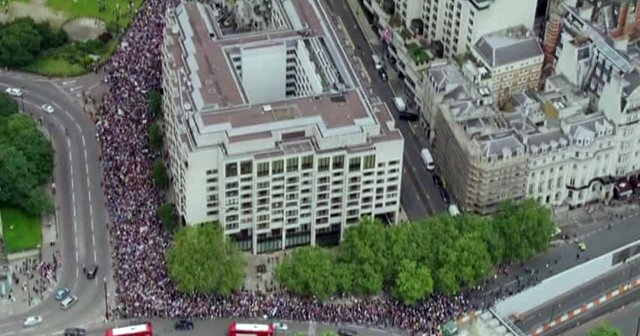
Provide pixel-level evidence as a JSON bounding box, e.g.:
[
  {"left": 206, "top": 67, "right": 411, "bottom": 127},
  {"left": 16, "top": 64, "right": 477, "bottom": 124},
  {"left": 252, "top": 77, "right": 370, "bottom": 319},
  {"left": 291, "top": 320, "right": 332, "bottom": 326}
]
[
  {"left": 62, "top": 80, "right": 77, "bottom": 86},
  {"left": 69, "top": 86, "right": 84, "bottom": 92}
]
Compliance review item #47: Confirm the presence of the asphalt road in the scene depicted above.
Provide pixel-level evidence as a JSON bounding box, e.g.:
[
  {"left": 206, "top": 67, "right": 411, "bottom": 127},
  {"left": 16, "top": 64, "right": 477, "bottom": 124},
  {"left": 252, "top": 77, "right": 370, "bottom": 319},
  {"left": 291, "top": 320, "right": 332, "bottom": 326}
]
[
  {"left": 0, "top": 72, "right": 111, "bottom": 336},
  {"left": 324, "top": 0, "right": 447, "bottom": 220},
  {"left": 64, "top": 318, "right": 401, "bottom": 336},
  {"left": 561, "top": 296, "right": 640, "bottom": 336},
  {"left": 517, "top": 258, "right": 640, "bottom": 332}
]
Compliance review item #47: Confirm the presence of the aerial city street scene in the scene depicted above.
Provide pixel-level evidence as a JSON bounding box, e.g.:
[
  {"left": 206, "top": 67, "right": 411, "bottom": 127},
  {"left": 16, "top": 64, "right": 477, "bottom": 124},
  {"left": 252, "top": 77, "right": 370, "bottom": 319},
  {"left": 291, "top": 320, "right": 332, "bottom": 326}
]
[{"left": 3, "top": 0, "right": 640, "bottom": 335}]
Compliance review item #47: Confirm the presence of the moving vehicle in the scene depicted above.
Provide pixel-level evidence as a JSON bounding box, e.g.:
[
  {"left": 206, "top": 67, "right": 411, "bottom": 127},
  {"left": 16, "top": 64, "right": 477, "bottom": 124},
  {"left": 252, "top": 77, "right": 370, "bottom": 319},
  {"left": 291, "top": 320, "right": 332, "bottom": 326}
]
[
  {"left": 272, "top": 322, "right": 288, "bottom": 331},
  {"left": 85, "top": 264, "right": 98, "bottom": 279},
  {"left": 41, "top": 104, "right": 54, "bottom": 114},
  {"left": 372, "top": 54, "right": 383, "bottom": 70},
  {"left": 55, "top": 287, "right": 70, "bottom": 301},
  {"left": 64, "top": 328, "right": 87, "bottom": 336},
  {"left": 23, "top": 316, "right": 42, "bottom": 327},
  {"left": 5, "top": 87, "right": 22, "bottom": 97},
  {"left": 228, "top": 322, "right": 274, "bottom": 336},
  {"left": 105, "top": 322, "right": 153, "bottom": 336},
  {"left": 420, "top": 148, "right": 435, "bottom": 171},
  {"left": 60, "top": 295, "right": 78, "bottom": 310},
  {"left": 393, "top": 96, "right": 407, "bottom": 113},
  {"left": 174, "top": 319, "right": 194, "bottom": 331}
]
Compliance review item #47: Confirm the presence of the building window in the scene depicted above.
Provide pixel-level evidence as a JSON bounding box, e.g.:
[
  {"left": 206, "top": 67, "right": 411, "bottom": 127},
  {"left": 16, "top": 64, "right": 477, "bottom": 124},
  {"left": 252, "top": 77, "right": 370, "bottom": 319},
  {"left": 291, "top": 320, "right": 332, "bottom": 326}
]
[
  {"left": 318, "top": 157, "right": 330, "bottom": 172},
  {"left": 287, "top": 157, "right": 299, "bottom": 172},
  {"left": 272, "top": 160, "right": 284, "bottom": 174},
  {"left": 363, "top": 155, "right": 375, "bottom": 170},
  {"left": 240, "top": 161, "right": 252, "bottom": 175},
  {"left": 257, "top": 162, "right": 269, "bottom": 177},
  {"left": 349, "top": 157, "right": 361, "bottom": 172},
  {"left": 333, "top": 155, "right": 344, "bottom": 170},
  {"left": 225, "top": 162, "right": 238, "bottom": 177},
  {"left": 301, "top": 155, "right": 313, "bottom": 170}
]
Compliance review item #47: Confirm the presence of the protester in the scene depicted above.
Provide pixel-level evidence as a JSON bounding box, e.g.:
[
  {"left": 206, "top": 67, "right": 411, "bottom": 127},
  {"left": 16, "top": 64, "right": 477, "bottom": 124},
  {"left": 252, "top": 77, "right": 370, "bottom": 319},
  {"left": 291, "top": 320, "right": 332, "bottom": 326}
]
[{"left": 96, "top": 0, "right": 473, "bottom": 334}]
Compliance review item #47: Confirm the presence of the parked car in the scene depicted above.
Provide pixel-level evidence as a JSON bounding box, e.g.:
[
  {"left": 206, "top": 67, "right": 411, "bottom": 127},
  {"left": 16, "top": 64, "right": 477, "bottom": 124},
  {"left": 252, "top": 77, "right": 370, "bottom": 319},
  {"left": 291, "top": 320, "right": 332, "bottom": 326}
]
[
  {"left": 60, "top": 295, "right": 78, "bottom": 310},
  {"left": 85, "top": 264, "right": 98, "bottom": 279},
  {"left": 55, "top": 288, "right": 70, "bottom": 301},
  {"left": 64, "top": 328, "right": 86, "bottom": 336},
  {"left": 432, "top": 174, "right": 443, "bottom": 189},
  {"left": 378, "top": 67, "right": 388, "bottom": 81},
  {"left": 23, "top": 316, "right": 42, "bottom": 327},
  {"left": 5, "top": 87, "right": 22, "bottom": 97},
  {"left": 41, "top": 104, "right": 54, "bottom": 114},
  {"left": 174, "top": 319, "right": 194, "bottom": 330},
  {"left": 398, "top": 112, "right": 419, "bottom": 121},
  {"left": 338, "top": 329, "right": 358, "bottom": 336}
]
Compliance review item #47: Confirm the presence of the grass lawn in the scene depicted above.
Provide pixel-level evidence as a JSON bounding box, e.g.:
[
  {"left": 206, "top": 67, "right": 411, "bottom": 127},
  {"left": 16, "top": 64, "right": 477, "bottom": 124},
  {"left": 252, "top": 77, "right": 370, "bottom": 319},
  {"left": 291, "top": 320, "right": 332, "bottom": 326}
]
[
  {"left": 45, "top": 0, "right": 143, "bottom": 25},
  {"left": 22, "top": 57, "right": 86, "bottom": 77},
  {"left": 1, "top": 207, "right": 42, "bottom": 253}
]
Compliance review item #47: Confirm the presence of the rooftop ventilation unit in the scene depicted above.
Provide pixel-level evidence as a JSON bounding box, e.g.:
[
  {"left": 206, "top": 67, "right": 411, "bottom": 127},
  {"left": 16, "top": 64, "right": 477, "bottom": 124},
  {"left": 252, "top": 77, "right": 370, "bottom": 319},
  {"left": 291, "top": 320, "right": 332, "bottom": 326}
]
[{"left": 262, "top": 104, "right": 272, "bottom": 113}]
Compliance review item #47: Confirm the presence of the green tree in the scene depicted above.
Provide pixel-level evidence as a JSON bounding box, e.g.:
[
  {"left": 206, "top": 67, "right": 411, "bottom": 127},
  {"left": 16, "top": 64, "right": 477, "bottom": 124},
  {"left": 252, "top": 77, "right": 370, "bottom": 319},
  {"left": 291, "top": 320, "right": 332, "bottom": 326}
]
[
  {"left": 493, "top": 199, "right": 555, "bottom": 262},
  {"left": 435, "top": 265, "right": 459, "bottom": 294},
  {"left": 23, "top": 186, "right": 54, "bottom": 215},
  {"left": 0, "top": 18, "right": 44, "bottom": 67},
  {"left": 451, "top": 233, "right": 492, "bottom": 286},
  {"left": 0, "top": 144, "right": 34, "bottom": 206},
  {"left": 0, "top": 92, "right": 19, "bottom": 117},
  {"left": 3, "top": 113, "right": 54, "bottom": 185},
  {"left": 275, "top": 246, "right": 337, "bottom": 300},
  {"left": 149, "top": 90, "right": 162, "bottom": 118},
  {"left": 338, "top": 218, "right": 389, "bottom": 286},
  {"left": 148, "top": 122, "right": 163, "bottom": 151},
  {"left": 166, "top": 222, "right": 245, "bottom": 295},
  {"left": 333, "top": 262, "right": 354, "bottom": 294},
  {"left": 152, "top": 158, "right": 169, "bottom": 190},
  {"left": 157, "top": 202, "right": 177, "bottom": 232},
  {"left": 393, "top": 259, "right": 433, "bottom": 304},
  {"left": 587, "top": 324, "right": 623, "bottom": 336}
]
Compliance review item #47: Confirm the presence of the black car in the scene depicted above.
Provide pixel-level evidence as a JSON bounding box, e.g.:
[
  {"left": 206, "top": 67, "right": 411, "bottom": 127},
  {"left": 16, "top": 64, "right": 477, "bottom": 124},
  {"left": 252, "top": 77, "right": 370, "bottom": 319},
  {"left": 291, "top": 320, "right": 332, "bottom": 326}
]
[
  {"left": 378, "top": 68, "right": 388, "bottom": 81},
  {"left": 64, "top": 328, "right": 86, "bottom": 336},
  {"left": 432, "top": 174, "right": 443, "bottom": 188},
  {"left": 175, "top": 319, "right": 194, "bottom": 330},
  {"left": 338, "top": 329, "right": 358, "bottom": 336},
  {"left": 85, "top": 265, "right": 98, "bottom": 280},
  {"left": 439, "top": 188, "right": 450, "bottom": 204},
  {"left": 398, "top": 112, "right": 419, "bottom": 121}
]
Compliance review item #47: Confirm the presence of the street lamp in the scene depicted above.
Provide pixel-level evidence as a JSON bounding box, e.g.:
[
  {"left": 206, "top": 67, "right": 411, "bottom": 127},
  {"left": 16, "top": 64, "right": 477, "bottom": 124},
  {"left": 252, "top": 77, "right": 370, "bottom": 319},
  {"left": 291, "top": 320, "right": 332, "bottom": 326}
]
[
  {"left": 103, "top": 277, "right": 109, "bottom": 320},
  {"left": 26, "top": 275, "right": 31, "bottom": 306}
]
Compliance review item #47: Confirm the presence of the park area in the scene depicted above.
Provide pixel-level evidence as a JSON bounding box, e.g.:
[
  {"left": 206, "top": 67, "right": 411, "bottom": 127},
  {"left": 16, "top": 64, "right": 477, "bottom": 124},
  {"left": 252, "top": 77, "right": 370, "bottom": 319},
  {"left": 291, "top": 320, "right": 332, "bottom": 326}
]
[
  {"left": 0, "top": 0, "right": 142, "bottom": 76},
  {"left": 1, "top": 207, "right": 42, "bottom": 254}
]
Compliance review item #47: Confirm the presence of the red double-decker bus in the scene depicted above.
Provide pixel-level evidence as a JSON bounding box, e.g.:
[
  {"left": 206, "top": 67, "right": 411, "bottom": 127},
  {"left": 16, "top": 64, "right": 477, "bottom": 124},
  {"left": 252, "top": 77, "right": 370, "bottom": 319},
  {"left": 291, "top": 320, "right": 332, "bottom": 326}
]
[
  {"left": 228, "top": 322, "right": 274, "bottom": 336},
  {"left": 105, "top": 322, "right": 153, "bottom": 336}
]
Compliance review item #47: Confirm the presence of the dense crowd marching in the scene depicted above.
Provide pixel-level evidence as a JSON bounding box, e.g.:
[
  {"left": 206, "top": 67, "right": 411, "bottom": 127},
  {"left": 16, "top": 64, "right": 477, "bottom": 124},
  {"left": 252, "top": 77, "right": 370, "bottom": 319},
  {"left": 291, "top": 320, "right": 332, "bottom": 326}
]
[{"left": 95, "top": 0, "right": 474, "bottom": 334}]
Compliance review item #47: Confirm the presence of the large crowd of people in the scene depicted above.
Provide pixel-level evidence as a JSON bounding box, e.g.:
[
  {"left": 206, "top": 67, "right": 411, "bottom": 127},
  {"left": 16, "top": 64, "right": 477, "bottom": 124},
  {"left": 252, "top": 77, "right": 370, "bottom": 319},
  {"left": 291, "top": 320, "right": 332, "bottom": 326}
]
[{"left": 95, "top": 0, "right": 474, "bottom": 334}]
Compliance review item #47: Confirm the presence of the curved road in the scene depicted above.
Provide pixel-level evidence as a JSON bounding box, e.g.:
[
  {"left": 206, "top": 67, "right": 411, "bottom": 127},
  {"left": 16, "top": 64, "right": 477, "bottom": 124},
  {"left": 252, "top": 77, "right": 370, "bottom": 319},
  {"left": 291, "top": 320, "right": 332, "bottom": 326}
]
[{"left": 0, "top": 72, "right": 111, "bottom": 336}]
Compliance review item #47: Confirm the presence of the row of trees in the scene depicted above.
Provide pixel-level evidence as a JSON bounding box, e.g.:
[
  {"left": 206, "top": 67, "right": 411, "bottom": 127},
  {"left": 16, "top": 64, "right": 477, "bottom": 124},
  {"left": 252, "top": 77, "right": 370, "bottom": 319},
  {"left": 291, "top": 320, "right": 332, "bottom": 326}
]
[
  {"left": 275, "top": 199, "right": 555, "bottom": 304},
  {"left": 0, "top": 17, "right": 68, "bottom": 68},
  {"left": 589, "top": 324, "right": 623, "bottom": 336},
  {"left": 0, "top": 93, "right": 54, "bottom": 215}
]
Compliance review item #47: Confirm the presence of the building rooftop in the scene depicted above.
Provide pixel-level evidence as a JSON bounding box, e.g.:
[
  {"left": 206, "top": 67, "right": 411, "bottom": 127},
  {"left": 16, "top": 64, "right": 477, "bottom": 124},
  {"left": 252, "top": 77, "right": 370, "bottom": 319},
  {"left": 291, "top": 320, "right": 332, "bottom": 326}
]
[
  {"left": 164, "top": 0, "right": 400, "bottom": 148},
  {"left": 474, "top": 26, "right": 543, "bottom": 67}
]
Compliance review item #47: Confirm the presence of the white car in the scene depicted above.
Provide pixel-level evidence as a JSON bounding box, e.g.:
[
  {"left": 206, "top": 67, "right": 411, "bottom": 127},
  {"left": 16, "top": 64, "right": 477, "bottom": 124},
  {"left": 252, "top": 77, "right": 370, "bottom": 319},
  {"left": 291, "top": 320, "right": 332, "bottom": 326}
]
[
  {"left": 5, "top": 87, "right": 22, "bottom": 97},
  {"left": 23, "top": 316, "right": 42, "bottom": 327},
  {"left": 60, "top": 295, "right": 78, "bottom": 310},
  {"left": 273, "top": 322, "right": 288, "bottom": 331},
  {"left": 41, "top": 104, "right": 54, "bottom": 114}
]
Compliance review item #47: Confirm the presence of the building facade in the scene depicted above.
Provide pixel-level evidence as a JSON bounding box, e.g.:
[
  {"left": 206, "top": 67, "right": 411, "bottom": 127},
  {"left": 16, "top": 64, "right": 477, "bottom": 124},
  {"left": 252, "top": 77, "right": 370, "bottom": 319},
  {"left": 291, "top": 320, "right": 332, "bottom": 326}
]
[
  {"left": 463, "top": 26, "right": 544, "bottom": 105},
  {"left": 162, "top": 0, "right": 404, "bottom": 254}
]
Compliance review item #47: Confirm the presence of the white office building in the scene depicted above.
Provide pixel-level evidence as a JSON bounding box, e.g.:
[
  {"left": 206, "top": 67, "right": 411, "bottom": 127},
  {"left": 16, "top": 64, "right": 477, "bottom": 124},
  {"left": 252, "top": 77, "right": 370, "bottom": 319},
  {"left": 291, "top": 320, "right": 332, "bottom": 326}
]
[{"left": 162, "top": 0, "right": 404, "bottom": 254}]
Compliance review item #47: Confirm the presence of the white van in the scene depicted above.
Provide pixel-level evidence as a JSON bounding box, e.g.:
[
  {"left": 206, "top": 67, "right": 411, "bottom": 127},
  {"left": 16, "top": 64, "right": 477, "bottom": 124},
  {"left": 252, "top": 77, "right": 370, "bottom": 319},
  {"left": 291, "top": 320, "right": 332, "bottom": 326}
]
[
  {"left": 393, "top": 96, "right": 406, "bottom": 113},
  {"left": 448, "top": 204, "right": 460, "bottom": 217},
  {"left": 420, "top": 149, "right": 435, "bottom": 171},
  {"left": 372, "top": 54, "right": 383, "bottom": 70}
]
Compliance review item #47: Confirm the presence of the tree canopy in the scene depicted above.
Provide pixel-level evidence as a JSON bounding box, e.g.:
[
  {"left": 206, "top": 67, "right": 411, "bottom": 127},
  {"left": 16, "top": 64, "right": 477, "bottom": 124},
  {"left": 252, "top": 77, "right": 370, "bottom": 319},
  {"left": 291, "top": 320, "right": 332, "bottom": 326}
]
[
  {"left": 149, "top": 90, "right": 162, "bottom": 117},
  {"left": 275, "top": 199, "right": 554, "bottom": 304},
  {"left": 148, "top": 122, "right": 163, "bottom": 151},
  {"left": 587, "top": 324, "right": 623, "bottom": 336},
  {"left": 166, "top": 222, "right": 245, "bottom": 295},
  {"left": 0, "top": 17, "right": 67, "bottom": 68},
  {"left": 152, "top": 158, "right": 169, "bottom": 190},
  {"left": 0, "top": 99, "right": 54, "bottom": 215}
]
